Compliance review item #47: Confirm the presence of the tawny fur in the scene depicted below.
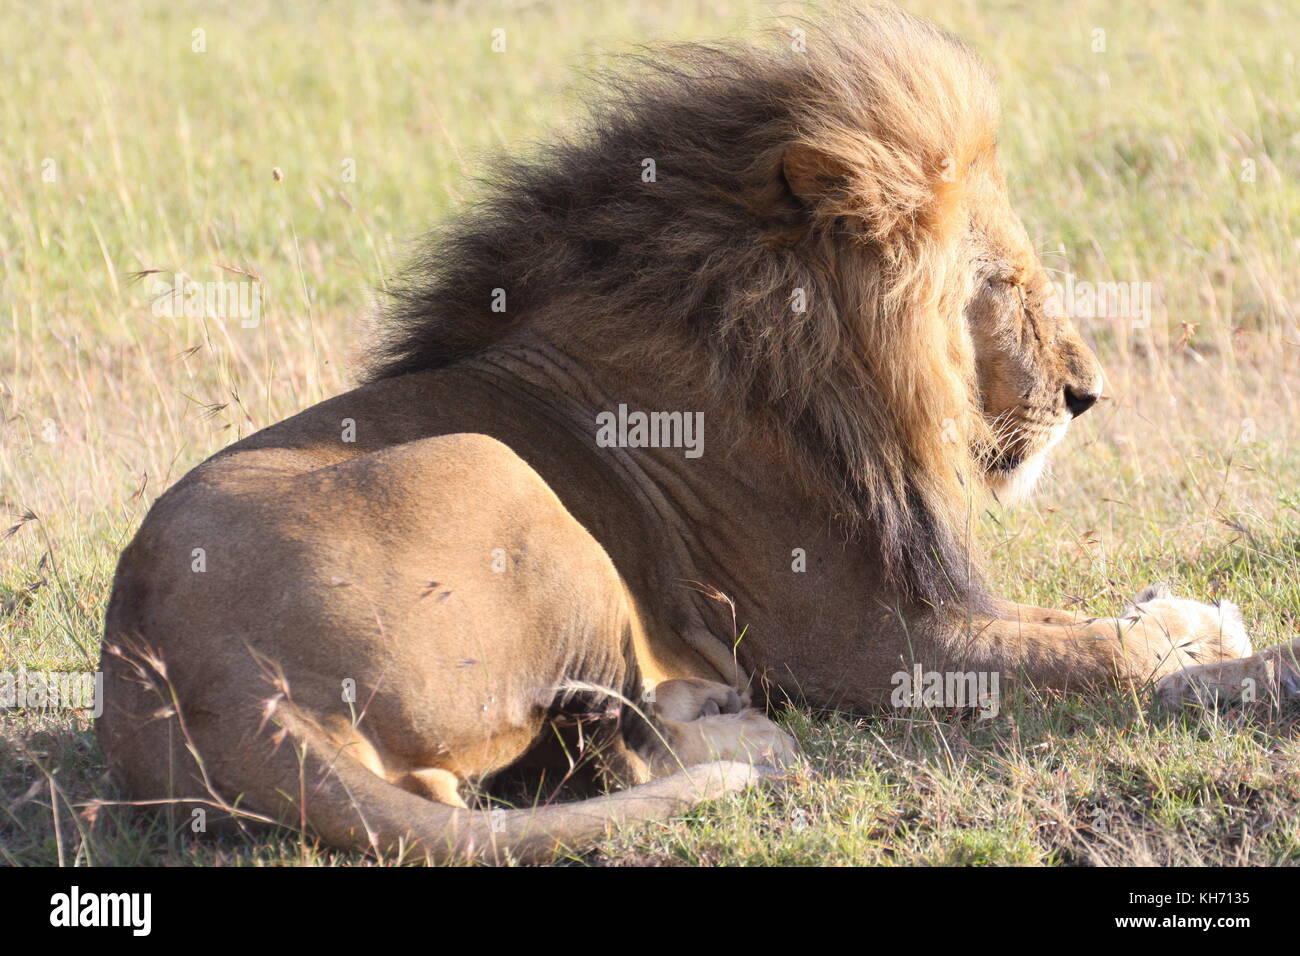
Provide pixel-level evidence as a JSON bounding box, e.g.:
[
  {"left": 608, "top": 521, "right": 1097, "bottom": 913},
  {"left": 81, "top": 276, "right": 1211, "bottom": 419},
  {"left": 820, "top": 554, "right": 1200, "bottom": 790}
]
[{"left": 98, "top": 4, "right": 1253, "bottom": 863}]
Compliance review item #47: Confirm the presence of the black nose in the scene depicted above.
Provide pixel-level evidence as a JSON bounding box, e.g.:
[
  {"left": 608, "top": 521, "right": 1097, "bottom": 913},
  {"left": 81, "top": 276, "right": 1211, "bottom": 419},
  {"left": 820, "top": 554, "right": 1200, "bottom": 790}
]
[{"left": 1064, "top": 385, "right": 1099, "bottom": 418}]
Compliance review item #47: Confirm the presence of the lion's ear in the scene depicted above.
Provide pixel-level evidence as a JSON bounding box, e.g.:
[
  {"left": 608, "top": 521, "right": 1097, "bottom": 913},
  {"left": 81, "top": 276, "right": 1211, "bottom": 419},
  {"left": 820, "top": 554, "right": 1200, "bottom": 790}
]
[
  {"left": 781, "top": 139, "right": 968, "bottom": 244},
  {"left": 782, "top": 142, "right": 849, "bottom": 205}
]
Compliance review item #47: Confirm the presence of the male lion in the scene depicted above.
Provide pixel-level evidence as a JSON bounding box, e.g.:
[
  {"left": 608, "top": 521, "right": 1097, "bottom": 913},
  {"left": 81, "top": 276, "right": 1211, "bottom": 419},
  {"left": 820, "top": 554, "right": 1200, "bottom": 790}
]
[{"left": 99, "top": 5, "right": 1252, "bottom": 861}]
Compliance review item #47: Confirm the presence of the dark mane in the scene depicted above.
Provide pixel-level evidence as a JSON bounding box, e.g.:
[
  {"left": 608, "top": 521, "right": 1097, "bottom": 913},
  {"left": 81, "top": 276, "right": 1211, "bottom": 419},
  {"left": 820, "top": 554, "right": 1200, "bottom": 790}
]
[{"left": 364, "top": 5, "right": 999, "bottom": 614}]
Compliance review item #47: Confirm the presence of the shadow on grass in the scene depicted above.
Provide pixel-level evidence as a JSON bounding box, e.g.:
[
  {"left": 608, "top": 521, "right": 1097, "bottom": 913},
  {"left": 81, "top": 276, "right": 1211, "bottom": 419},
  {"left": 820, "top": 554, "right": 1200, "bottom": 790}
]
[{"left": 3, "top": 682, "right": 1297, "bottom": 866}]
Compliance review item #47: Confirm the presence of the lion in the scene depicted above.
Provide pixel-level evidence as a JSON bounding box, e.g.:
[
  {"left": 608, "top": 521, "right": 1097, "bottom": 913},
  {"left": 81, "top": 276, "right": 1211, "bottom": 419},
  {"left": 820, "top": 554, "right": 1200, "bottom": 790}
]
[{"left": 98, "top": 4, "right": 1253, "bottom": 862}]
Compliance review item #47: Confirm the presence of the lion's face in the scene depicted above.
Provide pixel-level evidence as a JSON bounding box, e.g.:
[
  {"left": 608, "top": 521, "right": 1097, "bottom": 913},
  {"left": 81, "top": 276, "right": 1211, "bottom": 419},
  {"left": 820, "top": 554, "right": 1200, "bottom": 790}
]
[{"left": 963, "top": 175, "right": 1104, "bottom": 501}]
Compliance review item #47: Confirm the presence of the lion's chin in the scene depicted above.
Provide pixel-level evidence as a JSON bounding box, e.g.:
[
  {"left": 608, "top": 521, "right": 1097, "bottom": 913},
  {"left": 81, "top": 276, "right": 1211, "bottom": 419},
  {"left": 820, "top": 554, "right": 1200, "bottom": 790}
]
[
  {"left": 987, "top": 421, "right": 1070, "bottom": 503},
  {"left": 990, "top": 451, "right": 1048, "bottom": 503}
]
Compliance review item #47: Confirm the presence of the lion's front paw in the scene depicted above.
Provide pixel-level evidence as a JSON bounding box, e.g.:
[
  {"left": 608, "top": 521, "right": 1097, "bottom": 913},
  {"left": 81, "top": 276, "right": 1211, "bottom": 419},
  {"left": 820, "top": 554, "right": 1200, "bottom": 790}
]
[
  {"left": 1120, "top": 588, "right": 1253, "bottom": 680},
  {"left": 1155, "top": 660, "right": 1253, "bottom": 710},
  {"left": 1156, "top": 637, "right": 1300, "bottom": 711}
]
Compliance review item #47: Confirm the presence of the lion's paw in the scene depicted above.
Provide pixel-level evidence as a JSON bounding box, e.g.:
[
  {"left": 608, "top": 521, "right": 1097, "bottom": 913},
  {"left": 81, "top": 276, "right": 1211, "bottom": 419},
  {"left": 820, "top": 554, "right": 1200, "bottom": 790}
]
[
  {"left": 650, "top": 678, "right": 746, "bottom": 722},
  {"left": 1156, "top": 639, "right": 1300, "bottom": 711},
  {"left": 730, "top": 710, "right": 801, "bottom": 768},
  {"left": 1119, "top": 587, "right": 1253, "bottom": 679},
  {"left": 667, "top": 709, "right": 800, "bottom": 770}
]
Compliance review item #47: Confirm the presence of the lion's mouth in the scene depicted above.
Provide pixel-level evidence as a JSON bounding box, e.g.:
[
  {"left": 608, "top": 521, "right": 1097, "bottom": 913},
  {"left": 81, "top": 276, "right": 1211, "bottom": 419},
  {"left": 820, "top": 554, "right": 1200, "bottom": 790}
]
[
  {"left": 981, "top": 419, "right": 1071, "bottom": 500},
  {"left": 985, "top": 448, "right": 1025, "bottom": 474},
  {"left": 982, "top": 435, "right": 1040, "bottom": 475}
]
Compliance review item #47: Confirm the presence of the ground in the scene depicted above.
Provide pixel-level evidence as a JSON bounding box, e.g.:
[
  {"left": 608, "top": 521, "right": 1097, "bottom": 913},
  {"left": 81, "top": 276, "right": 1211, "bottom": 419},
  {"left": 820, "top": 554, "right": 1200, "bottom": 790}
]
[{"left": 1, "top": 0, "right": 1298, "bottom": 866}]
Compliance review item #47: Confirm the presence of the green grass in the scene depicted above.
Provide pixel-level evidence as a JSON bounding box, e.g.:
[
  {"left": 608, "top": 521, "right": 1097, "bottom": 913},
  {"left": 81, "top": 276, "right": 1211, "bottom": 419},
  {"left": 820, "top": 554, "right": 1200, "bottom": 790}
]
[{"left": 1, "top": 0, "right": 1298, "bottom": 865}]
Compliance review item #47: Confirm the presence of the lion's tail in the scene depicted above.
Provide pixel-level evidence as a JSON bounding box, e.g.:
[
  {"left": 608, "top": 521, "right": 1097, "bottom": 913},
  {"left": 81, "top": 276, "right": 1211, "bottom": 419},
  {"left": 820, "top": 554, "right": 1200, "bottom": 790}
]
[{"left": 223, "top": 702, "right": 762, "bottom": 864}]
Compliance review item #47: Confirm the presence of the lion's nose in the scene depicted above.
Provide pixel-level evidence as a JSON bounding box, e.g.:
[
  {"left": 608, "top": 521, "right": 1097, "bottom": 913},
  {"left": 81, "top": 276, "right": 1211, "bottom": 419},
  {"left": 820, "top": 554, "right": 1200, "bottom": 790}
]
[{"left": 1063, "top": 384, "right": 1100, "bottom": 418}]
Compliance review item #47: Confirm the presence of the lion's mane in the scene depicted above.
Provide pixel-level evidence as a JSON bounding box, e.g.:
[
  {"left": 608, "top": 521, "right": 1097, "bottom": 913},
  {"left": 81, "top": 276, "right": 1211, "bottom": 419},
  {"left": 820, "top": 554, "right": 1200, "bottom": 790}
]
[{"left": 366, "top": 4, "right": 1001, "bottom": 612}]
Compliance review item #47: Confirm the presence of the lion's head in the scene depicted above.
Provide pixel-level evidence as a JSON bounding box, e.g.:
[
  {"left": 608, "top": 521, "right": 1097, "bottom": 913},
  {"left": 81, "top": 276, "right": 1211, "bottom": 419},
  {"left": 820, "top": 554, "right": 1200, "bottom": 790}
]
[
  {"left": 367, "top": 3, "right": 1102, "bottom": 612},
  {"left": 961, "top": 168, "right": 1105, "bottom": 503}
]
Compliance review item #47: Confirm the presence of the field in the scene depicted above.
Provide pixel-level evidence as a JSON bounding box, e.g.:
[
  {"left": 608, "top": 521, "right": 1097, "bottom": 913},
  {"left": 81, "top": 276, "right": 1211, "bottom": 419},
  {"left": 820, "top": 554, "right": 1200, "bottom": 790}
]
[{"left": 1, "top": 0, "right": 1298, "bottom": 866}]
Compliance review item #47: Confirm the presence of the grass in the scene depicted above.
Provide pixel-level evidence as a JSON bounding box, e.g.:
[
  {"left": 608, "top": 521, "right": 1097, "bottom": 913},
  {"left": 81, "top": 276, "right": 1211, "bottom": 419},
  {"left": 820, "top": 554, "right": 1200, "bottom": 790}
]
[{"left": 1, "top": 0, "right": 1298, "bottom": 865}]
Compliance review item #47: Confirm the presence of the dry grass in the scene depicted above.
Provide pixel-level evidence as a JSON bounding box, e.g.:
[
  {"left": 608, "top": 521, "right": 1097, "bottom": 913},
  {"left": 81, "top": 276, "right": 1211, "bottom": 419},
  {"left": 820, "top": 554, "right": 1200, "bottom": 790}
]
[{"left": 1, "top": 0, "right": 1298, "bottom": 865}]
